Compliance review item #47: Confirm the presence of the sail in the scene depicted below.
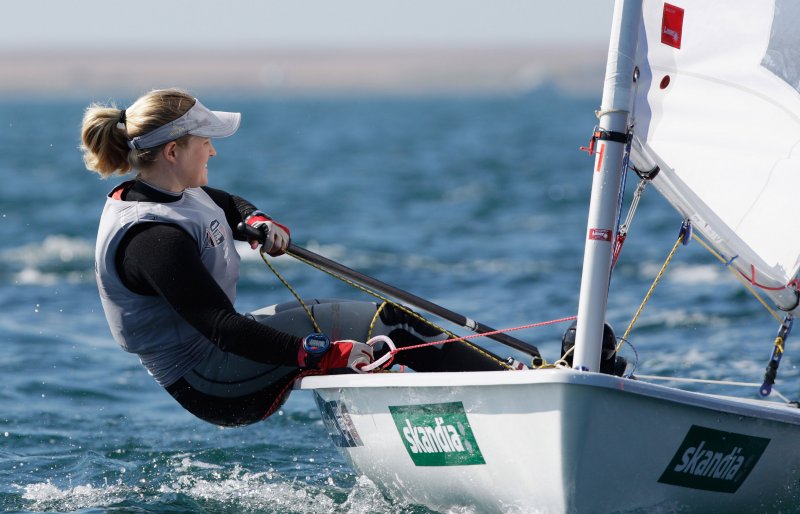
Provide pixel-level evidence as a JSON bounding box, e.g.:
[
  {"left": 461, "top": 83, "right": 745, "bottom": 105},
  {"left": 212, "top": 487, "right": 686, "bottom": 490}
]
[{"left": 631, "top": 0, "right": 800, "bottom": 312}]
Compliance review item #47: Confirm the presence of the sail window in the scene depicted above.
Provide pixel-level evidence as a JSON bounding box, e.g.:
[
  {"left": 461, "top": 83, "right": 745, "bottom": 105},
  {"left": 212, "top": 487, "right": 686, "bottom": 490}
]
[{"left": 761, "top": 0, "right": 800, "bottom": 94}]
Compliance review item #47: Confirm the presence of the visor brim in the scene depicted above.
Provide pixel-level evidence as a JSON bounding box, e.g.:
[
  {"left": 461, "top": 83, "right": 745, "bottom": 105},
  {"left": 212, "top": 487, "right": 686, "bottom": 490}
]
[{"left": 190, "top": 110, "right": 241, "bottom": 139}]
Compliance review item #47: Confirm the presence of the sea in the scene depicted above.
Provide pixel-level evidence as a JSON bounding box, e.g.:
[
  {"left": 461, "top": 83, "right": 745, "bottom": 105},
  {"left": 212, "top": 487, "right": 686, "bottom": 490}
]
[{"left": 1, "top": 88, "right": 796, "bottom": 513}]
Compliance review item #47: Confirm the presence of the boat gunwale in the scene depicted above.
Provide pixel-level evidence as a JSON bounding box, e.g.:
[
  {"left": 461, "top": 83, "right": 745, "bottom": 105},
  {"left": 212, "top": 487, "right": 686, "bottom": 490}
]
[{"left": 297, "top": 368, "right": 800, "bottom": 425}]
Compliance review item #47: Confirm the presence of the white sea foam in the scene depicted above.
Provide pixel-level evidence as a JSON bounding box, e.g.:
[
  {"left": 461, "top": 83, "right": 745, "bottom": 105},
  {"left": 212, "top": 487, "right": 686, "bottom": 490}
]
[
  {"left": 3, "top": 235, "right": 96, "bottom": 286},
  {"left": 157, "top": 458, "right": 395, "bottom": 513},
  {"left": 21, "top": 481, "right": 133, "bottom": 512},
  {"left": 623, "top": 308, "right": 729, "bottom": 331},
  {"left": 3, "top": 235, "right": 94, "bottom": 266},
  {"left": 244, "top": 240, "right": 553, "bottom": 279},
  {"left": 18, "top": 460, "right": 402, "bottom": 513},
  {"left": 640, "top": 261, "right": 725, "bottom": 284}
]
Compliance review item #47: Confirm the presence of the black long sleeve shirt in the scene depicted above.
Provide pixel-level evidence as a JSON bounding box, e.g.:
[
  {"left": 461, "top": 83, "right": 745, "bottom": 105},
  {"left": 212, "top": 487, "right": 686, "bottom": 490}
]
[{"left": 113, "top": 180, "right": 300, "bottom": 365}]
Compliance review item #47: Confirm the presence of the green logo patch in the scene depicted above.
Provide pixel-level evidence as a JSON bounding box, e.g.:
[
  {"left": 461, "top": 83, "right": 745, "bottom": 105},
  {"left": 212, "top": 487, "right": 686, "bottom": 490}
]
[
  {"left": 658, "top": 425, "right": 770, "bottom": 493},
  {"left": 389, "top": 401, "right": 485, "bottom": 466}
]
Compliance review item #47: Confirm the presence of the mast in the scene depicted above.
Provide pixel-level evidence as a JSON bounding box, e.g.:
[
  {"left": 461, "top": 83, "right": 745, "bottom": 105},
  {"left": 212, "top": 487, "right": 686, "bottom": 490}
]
[{"left": 572, "top": 0, "right": 642, "bottom": 372}]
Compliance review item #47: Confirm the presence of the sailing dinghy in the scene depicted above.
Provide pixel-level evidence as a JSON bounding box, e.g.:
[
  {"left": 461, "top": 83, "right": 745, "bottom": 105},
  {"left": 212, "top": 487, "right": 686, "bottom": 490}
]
[{"left": 292, "top": 1, "right": 800, "bottom": 511}]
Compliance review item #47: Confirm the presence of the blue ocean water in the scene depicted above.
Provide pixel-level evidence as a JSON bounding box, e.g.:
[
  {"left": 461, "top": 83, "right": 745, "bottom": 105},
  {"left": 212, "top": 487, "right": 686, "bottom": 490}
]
[{"left": 0, "top": 89, "right": 795, "bottom": 513}]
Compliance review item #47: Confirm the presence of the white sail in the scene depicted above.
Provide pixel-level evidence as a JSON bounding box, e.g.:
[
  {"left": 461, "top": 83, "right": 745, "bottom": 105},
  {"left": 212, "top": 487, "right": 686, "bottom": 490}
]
[{"left": 632, "top": 0, "right": 800, "bottom": 311}]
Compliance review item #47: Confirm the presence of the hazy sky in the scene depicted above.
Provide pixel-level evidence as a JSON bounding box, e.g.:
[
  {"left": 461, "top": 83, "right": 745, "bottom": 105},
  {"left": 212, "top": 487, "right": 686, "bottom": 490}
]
[{"left": 1, "top": 0, "right": 614, "bottom": 50}]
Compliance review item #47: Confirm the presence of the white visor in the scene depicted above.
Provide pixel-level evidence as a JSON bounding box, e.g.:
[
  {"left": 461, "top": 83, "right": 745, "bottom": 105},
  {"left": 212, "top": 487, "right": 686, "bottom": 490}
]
[{"left": 127, "top": 99, "right": 241, "bottom": 150}]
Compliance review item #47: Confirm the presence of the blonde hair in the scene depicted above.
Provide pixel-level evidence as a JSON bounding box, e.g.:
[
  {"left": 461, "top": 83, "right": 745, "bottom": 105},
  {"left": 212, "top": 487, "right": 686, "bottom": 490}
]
[{"left": 80, "top": 88, "right": 195, "bottom": 178}]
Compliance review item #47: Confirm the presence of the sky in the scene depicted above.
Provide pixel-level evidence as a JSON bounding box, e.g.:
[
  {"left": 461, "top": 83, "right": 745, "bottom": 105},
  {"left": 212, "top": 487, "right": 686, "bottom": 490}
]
[{"left": 0, "top": 0, "right": 614, "bottom": 51}]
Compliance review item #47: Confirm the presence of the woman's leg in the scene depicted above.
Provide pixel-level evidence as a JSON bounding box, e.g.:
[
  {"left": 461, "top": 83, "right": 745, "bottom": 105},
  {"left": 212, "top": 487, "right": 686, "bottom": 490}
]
[
  {"left": 169, "top": 299, "right": 511, "bottom": 426},
  {"left": 165, "top": 341, "right": 301, "bottom": 427},
  {"left": 370, "top": 303, "right": 509, "bottom": 372},
  {"left": 254, "top": 299, "right": 509, "bottom": 372}
]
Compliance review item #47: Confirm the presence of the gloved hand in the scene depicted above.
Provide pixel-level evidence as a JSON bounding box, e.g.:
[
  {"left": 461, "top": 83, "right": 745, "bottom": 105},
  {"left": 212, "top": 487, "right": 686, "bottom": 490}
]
[
  {"left": 245, "top": 210, "right": 290, "bottom": 256},
  {"left": 298, "top": 333, "right": 375, "bottom": 373}
]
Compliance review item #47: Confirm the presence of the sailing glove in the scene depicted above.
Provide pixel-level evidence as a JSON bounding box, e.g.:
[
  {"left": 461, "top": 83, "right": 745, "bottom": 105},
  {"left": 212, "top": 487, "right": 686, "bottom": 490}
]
[
  {"left": 245, "top": 210, "right": 291, "bottom": 256},
  {"left": 298, "top": 333, "right": 374, "bottom": 373}
]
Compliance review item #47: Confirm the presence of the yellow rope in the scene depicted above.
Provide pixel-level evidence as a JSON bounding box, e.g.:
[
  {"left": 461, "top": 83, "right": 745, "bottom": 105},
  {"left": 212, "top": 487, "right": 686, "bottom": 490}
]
[
  {"left": 619, "top": 233, "right": 683, "bottom": 350},
  {"left": 620, "top": 226, "right": 786, "bottom": 351},
  {"left": 367, "top": 302, "right": 388, "bottom": 339},
  {"left": 774, "top": 336, "right": 785, "bottom": 356},
  {"left": 691, "top": 232, "right": 783, "bottom": 323},
  {"left": 263, "top": 249, "right": 513, "bottom": 370},
  {"left": 259, "top": 250, "right": 321, "bottom": 333}
]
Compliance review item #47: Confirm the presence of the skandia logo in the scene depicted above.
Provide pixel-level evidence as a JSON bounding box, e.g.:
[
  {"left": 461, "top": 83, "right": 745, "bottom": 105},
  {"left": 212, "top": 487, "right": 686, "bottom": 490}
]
[
  {"left": 659, "top": 425, "right": 770, "bottom": 493},
  {"left": 390, "top": 402, "right": 485, "bottom": 466},
  {"left": 401, "top": 416, "right": 466, "bottom": 455},
  {"left": 672, "top": 442, "right": 744, "bottom": 480}
]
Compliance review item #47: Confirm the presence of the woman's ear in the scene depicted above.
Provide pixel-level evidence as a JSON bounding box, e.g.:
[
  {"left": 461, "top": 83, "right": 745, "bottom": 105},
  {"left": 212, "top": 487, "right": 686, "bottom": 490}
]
[{"left": 161, "top": 141, "right": 179, "bottom": 164}]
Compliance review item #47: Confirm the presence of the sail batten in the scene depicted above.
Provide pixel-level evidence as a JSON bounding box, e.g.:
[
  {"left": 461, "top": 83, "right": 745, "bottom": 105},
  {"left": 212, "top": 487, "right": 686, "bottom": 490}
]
[{"left": 633, "top": 0, "right": 800, "bottom": 311}]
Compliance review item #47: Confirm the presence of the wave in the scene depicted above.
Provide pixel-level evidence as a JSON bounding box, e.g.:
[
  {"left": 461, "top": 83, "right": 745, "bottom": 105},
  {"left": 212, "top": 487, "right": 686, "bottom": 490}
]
[
  {"left": 1, "top": 235, "right": 95, "bottom": 286},
  {"left": 3, "top": 235, "right": 94, "bottom": 266},
  {"left": 643, "top": 262, "right": 726, "bottom": 284},
  {"left": 15, "top": 458, "right": 428, "bottom": 514},
  {"left": 246, "top": 240, "right": 560, "bottom": 278},
  {"left": 21, "top": 236, "right": 521, "bottom": 276}
]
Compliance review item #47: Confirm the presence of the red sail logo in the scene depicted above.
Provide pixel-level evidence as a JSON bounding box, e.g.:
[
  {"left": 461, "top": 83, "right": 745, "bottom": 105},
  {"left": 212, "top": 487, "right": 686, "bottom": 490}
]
[{"left": 662, "top": 3, "right": 684, "bottom": 49}]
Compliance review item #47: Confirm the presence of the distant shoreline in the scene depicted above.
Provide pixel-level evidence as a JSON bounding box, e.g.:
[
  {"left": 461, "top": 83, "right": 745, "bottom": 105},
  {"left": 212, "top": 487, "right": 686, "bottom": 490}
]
[{"left": 1, "top": 46, "right": 606, "bottom": 98}]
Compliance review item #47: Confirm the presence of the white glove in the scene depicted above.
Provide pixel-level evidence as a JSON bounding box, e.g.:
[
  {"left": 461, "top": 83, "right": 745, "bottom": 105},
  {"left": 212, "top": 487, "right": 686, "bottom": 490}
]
[
  {"left": 332, "top": 340, "right": 376, "bottom": 373},
  {"left": 245, "top": 211, "right": 291, "bottom": 256}
]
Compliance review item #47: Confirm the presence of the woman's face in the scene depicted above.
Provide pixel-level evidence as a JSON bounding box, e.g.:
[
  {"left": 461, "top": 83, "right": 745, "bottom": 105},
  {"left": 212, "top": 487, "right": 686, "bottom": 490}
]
[{"left": 173, "top": 136, "right": 216, "bottom": 189}]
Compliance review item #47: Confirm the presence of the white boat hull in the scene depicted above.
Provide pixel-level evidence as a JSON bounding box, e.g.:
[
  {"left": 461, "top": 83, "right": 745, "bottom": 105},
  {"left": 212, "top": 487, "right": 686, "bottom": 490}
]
[{"left": 298, "top": 369, "right": 800, "bottom": 513}]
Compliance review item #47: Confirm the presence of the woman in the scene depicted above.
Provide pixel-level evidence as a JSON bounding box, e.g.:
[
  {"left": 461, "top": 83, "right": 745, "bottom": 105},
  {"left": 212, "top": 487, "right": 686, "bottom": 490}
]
[{"left": 82, "top": 88, "right": 510, "bottom": 427}]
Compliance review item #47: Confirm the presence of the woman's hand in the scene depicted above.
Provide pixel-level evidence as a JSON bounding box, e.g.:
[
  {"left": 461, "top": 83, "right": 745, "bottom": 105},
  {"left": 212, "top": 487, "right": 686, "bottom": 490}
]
[
  {"left": 245, "top": 211, "right": 291, "bottom": 256},
  {"left": 298, "top": 333, "right": 375, "bottom": 373}
]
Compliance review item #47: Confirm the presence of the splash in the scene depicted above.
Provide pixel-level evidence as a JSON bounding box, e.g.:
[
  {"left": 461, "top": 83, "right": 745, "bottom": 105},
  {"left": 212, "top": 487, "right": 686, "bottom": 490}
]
[
  {"left": 16, "top": 456, "right": 414, "bottom": 514},
  {"left": 21, "top": 481, "right": 134, "bottom": 512}
]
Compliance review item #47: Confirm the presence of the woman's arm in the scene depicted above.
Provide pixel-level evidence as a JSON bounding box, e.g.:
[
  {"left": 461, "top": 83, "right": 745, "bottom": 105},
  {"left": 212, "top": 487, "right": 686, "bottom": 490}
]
[
  {"left": 202, "top": 186, "right": 258, "bottom": 242},
  {"left": 117, "top": 222, "right": 300, "bottom": 364}
]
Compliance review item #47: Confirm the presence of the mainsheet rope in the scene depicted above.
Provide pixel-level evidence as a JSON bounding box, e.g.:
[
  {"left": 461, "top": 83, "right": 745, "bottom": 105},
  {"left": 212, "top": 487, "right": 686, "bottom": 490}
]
[{"left": 367, "top": 315, "right": 578, "bottom": 371}]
